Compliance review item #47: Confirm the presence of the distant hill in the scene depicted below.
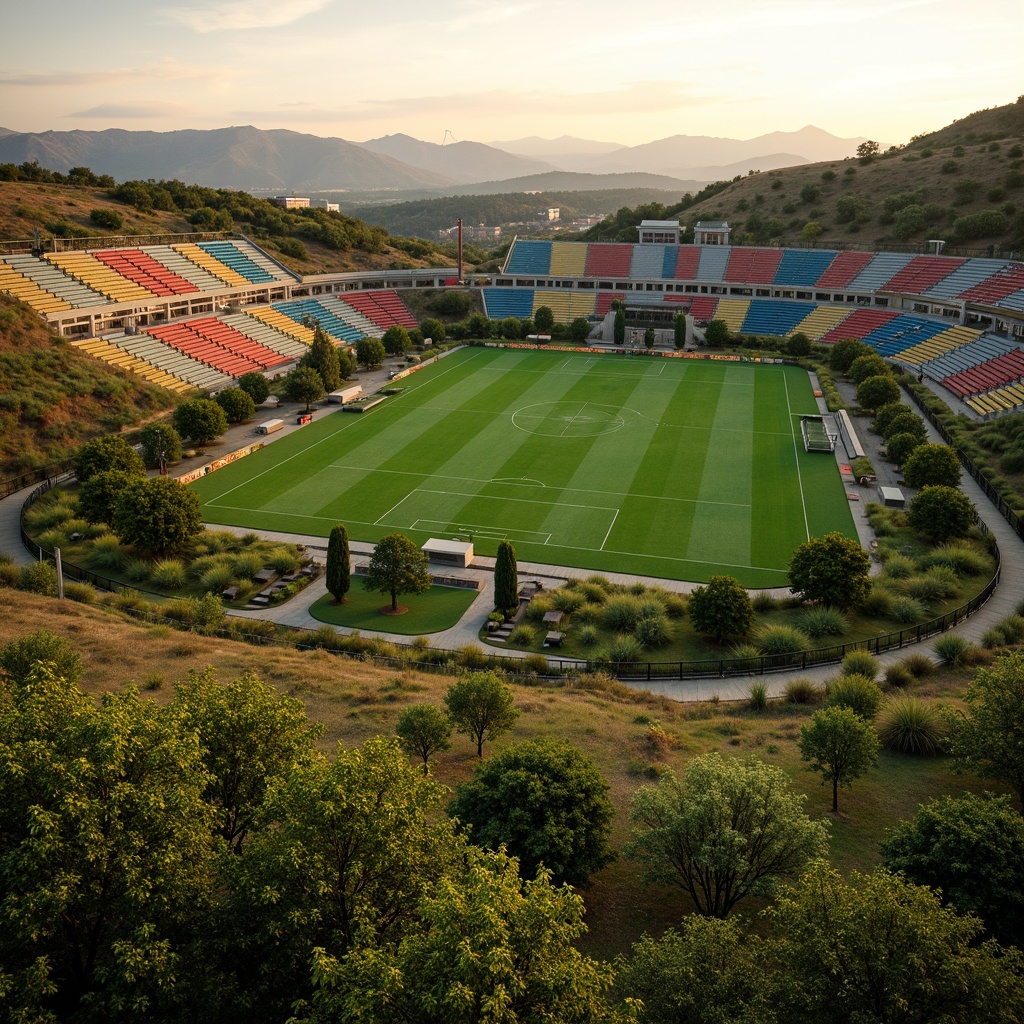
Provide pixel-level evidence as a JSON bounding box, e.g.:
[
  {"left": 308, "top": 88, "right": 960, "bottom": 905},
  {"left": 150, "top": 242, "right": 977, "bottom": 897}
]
[
  {"left": 437, "top": 170, "right": 704, "bottom": 196},
  {"left": 0, "top": 126, "right": 454, "bottom": 191},
  {"left": 360, "top": 134, "right": 556, "bottom": 185}
]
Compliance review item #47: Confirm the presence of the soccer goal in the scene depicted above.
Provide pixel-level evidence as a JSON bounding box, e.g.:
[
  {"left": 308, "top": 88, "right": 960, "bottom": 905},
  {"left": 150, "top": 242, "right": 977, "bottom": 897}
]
[{"left": 800, "top": 415, "right": 837, "bottom": 453}]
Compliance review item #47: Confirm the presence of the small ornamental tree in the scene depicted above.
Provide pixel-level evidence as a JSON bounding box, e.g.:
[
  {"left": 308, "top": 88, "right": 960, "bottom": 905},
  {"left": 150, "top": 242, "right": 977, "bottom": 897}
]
[
  {"left": 325, "top": 523, "right": 351, "bottom": 604},
  {"left": 74, "top": 435, "right": 145, "bottom": 484},
  {"left": 886, "top": 431, "right": 924, "bottom": 467},
  {"left": 215, "top": 386, "right": 256, "bottom": 424},
  {"left": 788, "top": 531, "right": 871, "bottom": 609},
  {"left": 396, "top": 704, "right": 452, "bottom": 775},
  {"left": 444, "top": 671, "right": 519, "bottom": 758},
  {"left": 848, "top": 354, "right": 890, "bottom": 385},
  {"left": 302, "top": 326, "right": 342, "bottom": 392},
  {"left": 643, "top": 326, "right": 656, "bottom": 349},
  {"left": 704, "top": 319, "right": 729, "bottom": 347},
  {"left": 534, "top": 306, "right": 555, "bottom": 333},
  {"left": 448, "top": 738, "right": 615, "bottom": 886},
  {"left": 907, "top": 485, "right": 977, "bottom": 542},
  {"left": 673, "top": 310, "right": 687, "bottom": 348},
  {"left": 138, "top": 423, "right": 182, "bottom": 470},
  {"left": 879, "top": 409, "right": 926, "bottom": 444},
  {"left": 336, "top": 345, "right": 357, "bottom": 381},
  {"left": 0, "top": 629, "right": 83, "bottom": 686},
  {"left": 613, "top": 308, "right": 625, "bottom": 344},
  {"left": 173, "top": 398, "right": 228, "bottom": 446},
  {"left": 356, "top": 336, "right": 386, "bottom": 370},
  {"left": 788, "top": 332, "right": 811, "bottom": 357},
  {"left": 77, "top": 469, "right": 135, "bottom": 526},
  {"left": 283, "top": 366, "right": 326, "bottom": 411},
  {"left": 237, "top": 371, "right": 271, "bottom": 405},
  {"left": 494, "top": 540, "right": 518, "bottom": 616},
  {"left": 364, "top": 532, "right": 432, "bottom": 613},
  {"left": 688, "top": 575, "right": 753, "bottom": 643},
  {"left": 830, "top": 338, "right": 872, "bottom": 373},
  {"left": 382, "top": 325, "right": 412, "bottom": 357},
  {"left": 570, "top": 317, "right": 592, "bottom": 345},
  {"left": 902, "top": 443, "right": 961, "bottom": 489},
  {"left": 798, "top": 705, "right": 880, "bottom": 812},
  {"left": 857, "top": 374, "right": 901, "bottom": 412},
  {"left": 111, "top": 476, "right": 203, "bottom": 557},
  {"left": 418, "top": 318, "right": 445, "bottom": 344}
]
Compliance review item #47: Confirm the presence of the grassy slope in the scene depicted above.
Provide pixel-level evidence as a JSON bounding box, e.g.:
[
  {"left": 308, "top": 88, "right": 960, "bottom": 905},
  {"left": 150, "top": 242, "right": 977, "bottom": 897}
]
[
  {"left": 0, "top": 584, "right": 994, "bottom": 960},
  {"left": 190, "top": 349, "right": 855, "bottom": 586},
  {"left": 0, "top": 296, "right": 176, "bottom": 477}
]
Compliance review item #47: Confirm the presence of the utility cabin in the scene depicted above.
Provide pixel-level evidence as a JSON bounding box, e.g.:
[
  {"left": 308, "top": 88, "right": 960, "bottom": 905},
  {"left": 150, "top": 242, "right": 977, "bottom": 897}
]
[
  {"left": 879, "top": 486, "right": 906, "bottom": 508},
  {"left": 422, "top": 538, "right": 474, "bottom": 568}
]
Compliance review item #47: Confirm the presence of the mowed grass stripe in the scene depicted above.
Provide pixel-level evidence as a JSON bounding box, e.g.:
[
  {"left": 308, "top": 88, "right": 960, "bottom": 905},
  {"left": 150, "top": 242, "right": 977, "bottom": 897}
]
[{"left": 190, "top": 348, "right": 855, "bottom": 585}]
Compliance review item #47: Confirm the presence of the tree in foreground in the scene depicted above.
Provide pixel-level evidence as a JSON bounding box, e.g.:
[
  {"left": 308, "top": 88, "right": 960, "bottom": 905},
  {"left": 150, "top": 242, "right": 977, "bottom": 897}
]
[
  {"left": 448, "top": 738, "right": 615, "bottom": 886},
  {"left": 283, "top": 365, "right": 326, "bottom": 411},
  {"left": 174, "top": 396, "right": 229, "bottom": 446},
  {"left": 534, "top": 305, "right": 555, "bottom": 333},
  {"left": 396, "top": 703, "right": 452, "bottom": 775},
  {"left": 307, "top": 848, "right": 630, "bottom": 1024},
  {"left": 907, "top": 484, "right": 977, "bottom": 542},
  {"left": 112, "top": 475, "right": 203, "bottom": 556},
  {"left": 879, "top": 408, "right": 927, "bottom": 444},
  {"left": 688, "top": 575, "right": 753, "bottom": 642},
  {"left": 364, "top": 532, "right": 432, "bottom": 613},
  {"left": 303, "top": 324, "right": 342, "bottom": 391},
  {"left": 881, "top": 792, "right": 1024, "bottom": 947},
  {"left": 443, "top": 670, "right": 519, "bottom": 757},
  {"left": 382, "top": 324, "right": 412, "bottom": 357},
  {"left": 945, "top": 649, "right": 1024, "bottom": 804},
  {"left": 856, "top": 373, "right": 901, "bottom": 411},
  {"left": 215, "top": 385, "right": 256, "bottom": 424},
  {"left": 237, "top": 370, "right": 271, "bottom": 405},
  {"left": 771, "top": 861, "right": 1024, "bottom": 1024},
  {"left": 325, "top": 522, "right": 351, "bottom": 604},
  {"left": 902, "top": 442, "right": 962, "bottom": 489},
  {"left": 77, "top": 467, "right": 137, "bottom": 525},
  {"left": 0, "top": 628, "right": 83, "bottom": 686},
  {"left": 138, "top": 421, "right": 183, "bottom": 469},
  {"left": 788, "top": 332, "right": 811, "bottom": 357},
  {"left": 787, "top": 531, "right": 871, "bottom": 609},
  {"left": 627, "top": 752, "right": 828, "bottom": 917},
  {"left": 493, "top": 538, "right": 518, "bottom": 615},
  {"left": 74, "top": 434, "right": 145, "bottom": 483},
  {"left": 356, "top": 335, "right": 386, "bottom": 369},
  {"left": 798, "top": 704, "right": 879, "bottom": 812}
]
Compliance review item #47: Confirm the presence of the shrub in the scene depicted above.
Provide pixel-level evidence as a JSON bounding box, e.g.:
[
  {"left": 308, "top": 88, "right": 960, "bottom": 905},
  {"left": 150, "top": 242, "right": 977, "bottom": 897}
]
[
  {"left": 785, "top": 678, "right": 823, "bottom": 704},
  {"left": 890, "top": 596, "right": 927, "bottom": 624},
  {"left": 525, "top": 597, "right": 554, "bottom": 623},
  {"left": 798, "top": 606, "right": 847, "bottom": 640},
  {"left": 603, "top": 594, "right": 644, "bottom": 632},
  {"left": 752, "top": 592, "right": 777, "bottom": 613},
  {"left": 884, "top": 664, "right": 915, "bottom": 689},
  {"left": 825, "top": 673, "right": 883, "bottom": 719},
  {"left": 635, "top": 613, "right": 673, "bottom": 648},
  {"left": 580, "top": 582, "right": 608, "bottom": 604},
  {"left": 841, "top": 649, "right": 878, "bottom": 680},
  {"left": 456, "top": 644, "right": 488, "bottom": 669},
  {"left": 267, "top": 548, "right": 301, "bottom": 574},
  {"left": 728, "top": 643, "right": 762, "bottom": 670},
  {"left": 934, "top": 633, "right": 971, "bottom": 667},
  {"left": 748, "top": 681, "right": 769, "bottom": 711},
  {"left": 599, "top": 634, "right": 644, "bottom": 666},
  {"left": 661, "top": 593, "right": 688, "bottom": 619},
  {"left": 63, "top": 581, "right": 97, "bottom": 604},
  {"left": 878, "top": 697, "right": 945, "bottom": 755},
  {"left": 19, "top": 561, "right": 59, "bottom": 596},
  {"left": 925, "top": 543, "right": 991, "bottom": 577},
  {"left": 86, "top": 535, "right": 124, "bottom": 571},
  {"left": 901, "top": 574, "right": 950, "bottom": 605},
  {"left": 754, "top": 624, "right": 812, "bottom": 655},
  {"left": 230, "top": 551, "right": 265, "bottom": 580},
  {"left": 551, "top": 588, "right": 587, "bottom": 614},
  {"left": 508, "top": 625, "right": 535, "bottom": 646},
  {"left": 122, "top": 557, "right": 151, "bottom": 583},
  {"left": 882, "top": 553, "right": 917, "bottom": 580},
  {"left": 861, "top": 585, "right": 894, "bottom": 617},
  {"left": 199, "top": 564, "right": 235, "bottom": 594},
  {"left": 577, "top": 624, "right": 599, "bottom": 647},
  {"left": 900, "top": 652, "right": 935, "bottom": 677},
  {"left": 150, "top": 558, "right": 187, "bottom": 590},
  {"left": 522, "top": 654, "right": 549, "bottom": 675},
  {"left": 573, "top": 602, "right": 602, "bottom": 625}
]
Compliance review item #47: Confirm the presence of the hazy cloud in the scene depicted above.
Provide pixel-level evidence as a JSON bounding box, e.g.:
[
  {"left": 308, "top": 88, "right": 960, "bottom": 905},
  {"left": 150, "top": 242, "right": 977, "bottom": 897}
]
[
  {"left": 66, "top": 103, "right": 186, "bottom": 119},
  {"left": 1, "top": 61, "right": 236, "bottom": 89},
  {"left": 166, "top": 0, "right": 333, "bottom": 33}
]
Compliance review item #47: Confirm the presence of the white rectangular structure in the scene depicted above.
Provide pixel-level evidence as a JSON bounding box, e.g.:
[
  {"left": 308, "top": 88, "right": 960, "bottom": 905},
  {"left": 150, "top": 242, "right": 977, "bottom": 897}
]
[
  {"left": 256, "top": 418, "right": 283, "bottom": 434},
  {"left": 327, "top": 385, "right": 363, "bottom": 404},
  {"left": 879, "top": 486, "right": 906, "bottom": 508},
  {"left": 422, "top": 538, "right": 474, "bottom": 567}
]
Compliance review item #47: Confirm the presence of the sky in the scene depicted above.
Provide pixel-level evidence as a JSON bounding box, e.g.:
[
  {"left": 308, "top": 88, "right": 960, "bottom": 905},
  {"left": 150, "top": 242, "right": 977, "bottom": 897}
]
[{"left": 0, "top": 0, "right": 1020, "bottom": 148}]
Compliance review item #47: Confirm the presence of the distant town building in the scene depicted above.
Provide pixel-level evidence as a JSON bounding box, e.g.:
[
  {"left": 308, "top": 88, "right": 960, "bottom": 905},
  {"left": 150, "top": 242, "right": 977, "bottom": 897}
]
[
  {"left": 544, "top": 208, "right": 560, "bottom": 222},
  {"left": 274, "top": 196, "right": 310, "bottom": 209},
  {"left": 313, "top": 199, "right": 340, "bottom": 212},
  {"left": 439, "top": 224, "right": 502, "bottom": 241},
  {"left": 693, "top": 220, "right": 731, "bottom": 245},
  {"left": 638, "top": 219, "right": 681, "bottom": 244}
]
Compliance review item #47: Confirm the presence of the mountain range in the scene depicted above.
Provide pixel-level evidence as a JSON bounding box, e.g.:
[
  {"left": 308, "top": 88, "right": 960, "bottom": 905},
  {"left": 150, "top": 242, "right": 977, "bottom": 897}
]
[{"left": 0, "top": 124, "right": 870, "bottom": 194}]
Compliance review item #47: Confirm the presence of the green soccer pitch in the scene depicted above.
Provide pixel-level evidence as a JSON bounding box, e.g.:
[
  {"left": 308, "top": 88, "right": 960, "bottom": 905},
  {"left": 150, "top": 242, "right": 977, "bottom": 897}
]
[{"left": 190, "top": 347, "right": 857, "bottom": 588}]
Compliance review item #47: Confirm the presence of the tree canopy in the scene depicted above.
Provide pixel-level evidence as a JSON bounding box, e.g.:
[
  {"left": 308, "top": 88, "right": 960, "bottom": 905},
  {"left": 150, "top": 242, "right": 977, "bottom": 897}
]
[
  {"left": 902, "top": 442, "right": 962, "bottom": 489},
  {"left": 325, "top": 522, "right": 351, "bottom": 604},
  {"left": 396, "top": 703, "right": 452, "bottom": 775},
  {"left": 787, "top": 531, "right": 871, "bottom": 609},
  {"left": 364, "top": 532, "right": 432, "bottom": 613},
  {"left": 283, "top": 365, "right": 326, "bottom": 411},
  {"left": 173, "top": 397, "right": 229, "bottom": 446},
  {"left": 303, "top": 325, "right": 342, "bottom": 391},
  {"left": 138, "top": 422, "right": 183, "bottom": 469},
  {"left": 688, "top": 575, "right": 753, "bottom": 642},
  {"left": 356, "top": 336, "right": 386, "bottom": 369},
  {"left": 74, "top": 434, "right": 145, "bottom": 483},
  {"left": 856, "top": 373, "right": 901, "bottom": 411},
  {"left": 798, "top": 705, "right": 879, "bottom": 812},
  {"left": 215, "top": 385, "right": 256, "bottom": 424},
  {"left": 111, "top": 475, "right": 203, "bottom": 556},
  {"left": 907, "top": 484, "right": 977, "bottom": 542},
  {"left": 443, "top": 671, "right": 520, "bottom": 757}
]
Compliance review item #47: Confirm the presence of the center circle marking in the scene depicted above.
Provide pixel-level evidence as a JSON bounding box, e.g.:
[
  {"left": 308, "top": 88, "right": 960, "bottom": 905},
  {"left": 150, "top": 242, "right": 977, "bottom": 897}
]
[{"left": 511, "top": 401, "right": 626, "bottom": 437}]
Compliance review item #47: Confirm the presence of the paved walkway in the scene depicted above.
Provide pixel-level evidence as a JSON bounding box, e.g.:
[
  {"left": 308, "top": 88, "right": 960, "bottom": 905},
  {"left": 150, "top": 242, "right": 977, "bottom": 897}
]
[{"left": 2, "top": 361, "right": 1022, "bottom": 702}]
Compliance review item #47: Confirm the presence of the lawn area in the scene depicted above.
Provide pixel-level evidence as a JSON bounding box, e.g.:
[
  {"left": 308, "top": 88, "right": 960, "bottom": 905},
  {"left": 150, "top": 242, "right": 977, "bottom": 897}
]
[
  {"left": 309, "top": 576, "right": 479, "bottom": 634},
  {"left": 190, "top": 347, "right": 856, "bottom": 587}
]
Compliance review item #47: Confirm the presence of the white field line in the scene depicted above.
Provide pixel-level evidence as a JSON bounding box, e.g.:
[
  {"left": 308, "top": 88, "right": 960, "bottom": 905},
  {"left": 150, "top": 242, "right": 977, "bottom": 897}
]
[
  {"left": 600, "top": 509, "right": 620, "bottom": 551},
  {"left": 784, "top": 372, "right": 811, "bottom": 541}
]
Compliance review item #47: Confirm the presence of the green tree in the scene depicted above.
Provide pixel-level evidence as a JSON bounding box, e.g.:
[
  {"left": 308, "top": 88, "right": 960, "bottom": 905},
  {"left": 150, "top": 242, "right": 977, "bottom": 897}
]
[
  {"left": 138, "top": 421, "right": 182, "bottom": 469},
  {"left": 627, "top": 753, "right": 828, "bottom": 918},
  {"left": 308, "top": 848, "right": 628, "bottom": 1024},
  {"left": 907, "top": 484, "right": 977, "bottom": 542},
  {"left": 356, "top": 336, "right": 386, "bottom": 369},
  {"left": 0, "top": 628, "right": 83, "bottom": 686},
  {"left": 828, "top": 337, "right": 871, "bottom": 372},
  {"left": 237, "top": 370, "right": 271, "bottom": 405},
  {"left": 364, "top": 532, "right": 432, "bottom": 613},
  {"left": 494, "top": 539, "right": 518, "bottom": 615},
  {"left": 881, "top": 793, "right": 1024, "bottom": 947},
  {"left": 801, "top": 220, "right": 823, "bottom": 243},
  {"left": 885, "top": 430, "right": 924, "bottom": 466},
  {"left": 418, "top": 317, "right": 445, "bottom": 344},
  {"left": 856, "top": 373, "right": 901, "bottom": 411},
  {"left": 325, "top": 522, "right": 351, "bottom": 604},
  {"left": 499, "top": 316, "right": 523, "bottom": 340},
  {"left": 771, "top": 862, "right": 1024, "bottom": 1024},
  {"left": 396, "top": 704, "right": 452, "bottom": 775},
  {"left": 448, "top": 738, "right": 615, "bottom": 886},
  {"left": 77, "top": 467, "right": 136, "bottom": 525},
  {"left": 873, "top": 401, "right": 908, "bottom": 435},
  {"left": 704, "top": 319, "right": 730, "bottom": 347},
  {"left": 614, "top": 307, "right": 626, "bottom": 344},
  {"left": 799, "top": 705, "right": 879, "bottom": 812},
  {"left": 878, "top": 408, "right": 927, "bottom": 443},
  {"left": 534, "top": 305, "right": 555, "bottom": 333},
  {"left": 111, "top": 475, "right": 203, "bottom": 556},
  {"left": 283, "top": 365, "right": 327, "bottom": 411},
  {"left": 788, "top": 531, "right": 870, "bottom": 609},
  {"left": 674, "top": 310, "right": 687, "bottom": 347},
  {"left": 857, "top": 139, "right": 880, "bottom": 160},
  {"left": 835, "top": 195, "right": 869, "bottom": 224},
  {"left": 617, "top": 917, "right": 775, "bottom": 1024},
  {"left": 902, "top": 442, "right": 962, "bottom": 488},
  {"left": 643, "top": 325, "right": 656, "bottom": 349},
  {"left": 0, "top": 665, "right": 216, "bottom": 1022},
  {"left": 173, "top": 397, "right": 229, "bottom": 446},
  {"left": 170, "top": 667, "right": 321, "bottom": 852},
  {"left": 946, "top": 650, "right": 1024, "bottom": 804},
  {"left": 849, "top": 353, "right": 890, "bottom": 384},
  {"left": 215, "top": 385, "right": 257, "bottom": 424},
  {"left": 800, "top": 183, "right": 822, "bottom": 204},
  {"left": 788, "top": 332, "right": 811, "bottom": 357},
  {"left": 382, "top": 324, "right": 412, "bottom": 357},
  {"left": 336, "top": 344, "right": 357, "bottom": 380},
  {"left": 444, "top": 671, "right": 520, "bottom": 757},
  {"left": 689, "top": 574, "right": 753, "bottom": 642},
  {"left": 570, "top": 316, "right": 592, "bottom": 344},
  {"left": 74, "top": 434, "right": 145, "bottom": 483},
  {"left": 466, "top": 311, "right": 491, "bottom": 338},
  {"left": 302, "top": 325, "right": 342, "bottom": 391}
]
